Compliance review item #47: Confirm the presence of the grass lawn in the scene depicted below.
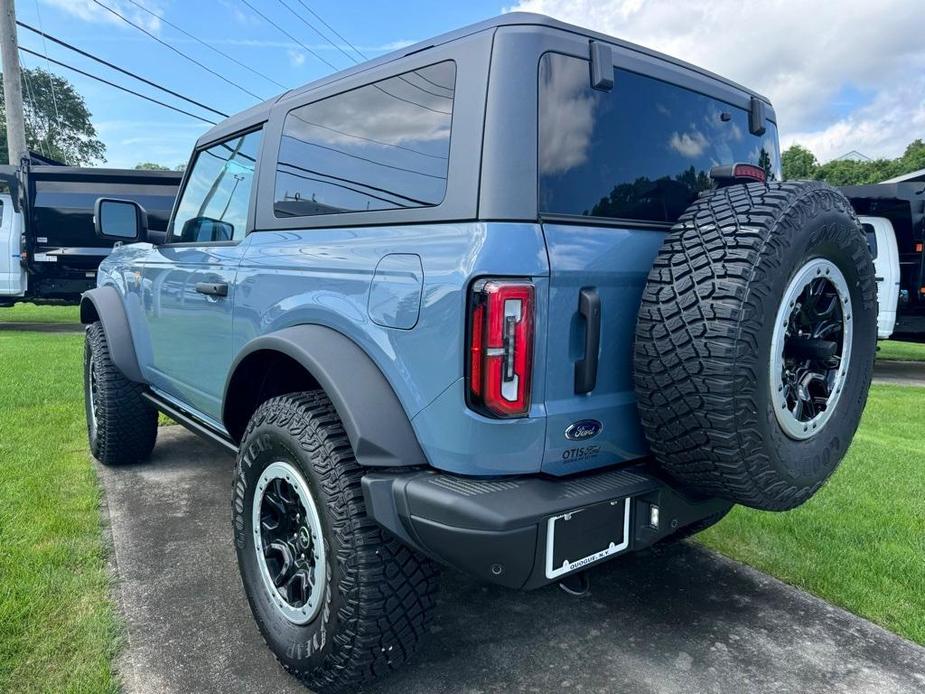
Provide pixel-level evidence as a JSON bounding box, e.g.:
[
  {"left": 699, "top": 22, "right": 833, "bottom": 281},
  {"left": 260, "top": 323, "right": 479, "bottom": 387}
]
[
  {"left": 0, "top": 302, "right": 79, "bottom": 324},
  {"left": 877, "top": 339, "right": 925, "bottom": 362},
  {"left": 0, "top": 330, "right": 118, "bottom": 692},
  {"left": 700, "top": 383, "right": 925, "bottom": 646},
  {"left": 0, "top": 306, "right": 922, "bottom": 691}
]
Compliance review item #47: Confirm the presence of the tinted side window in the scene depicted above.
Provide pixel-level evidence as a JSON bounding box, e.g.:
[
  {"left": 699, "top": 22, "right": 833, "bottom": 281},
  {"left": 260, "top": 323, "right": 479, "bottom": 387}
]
[
  {"left": 862, "top": 223, "right": 878, "bottom": 259},
  {"left": 538, "top": 53, "right": 781, "bottom": 224},
  {"left": 172, "top": 130, "right": 262, "bottom": 242},
  {"left": 274, "top": 61, "right": 455, "bottom": 218}
]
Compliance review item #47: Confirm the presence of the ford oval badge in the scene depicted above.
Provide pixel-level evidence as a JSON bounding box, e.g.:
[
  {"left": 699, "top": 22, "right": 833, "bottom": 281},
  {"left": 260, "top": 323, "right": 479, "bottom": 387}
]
[{"left": 565, "top": 419, "right": 603, "bottom": 441}]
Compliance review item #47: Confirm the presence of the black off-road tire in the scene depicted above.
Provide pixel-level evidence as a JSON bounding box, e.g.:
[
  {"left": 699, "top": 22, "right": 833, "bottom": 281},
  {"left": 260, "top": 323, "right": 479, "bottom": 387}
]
[
  {"left": 634, "top": 181, "right": 877, "bottom": 511},
  {"left": 84, "top": 321, "right": 157, "bottom": 465},
  {"left": 232, "top": 391, "right": 439, "bottom": 693}
]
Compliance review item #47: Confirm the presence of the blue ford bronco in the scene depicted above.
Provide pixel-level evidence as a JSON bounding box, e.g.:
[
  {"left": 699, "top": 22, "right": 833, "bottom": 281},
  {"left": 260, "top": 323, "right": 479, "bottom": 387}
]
[{"left": 81, "top": 13, "right": 876, "bottom": 692}]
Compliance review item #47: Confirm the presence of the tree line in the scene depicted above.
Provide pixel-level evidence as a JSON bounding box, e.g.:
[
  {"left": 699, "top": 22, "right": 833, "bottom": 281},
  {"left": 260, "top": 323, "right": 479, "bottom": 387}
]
[{"left": 782, "top": 140, "right": 925, "bottom": 185}]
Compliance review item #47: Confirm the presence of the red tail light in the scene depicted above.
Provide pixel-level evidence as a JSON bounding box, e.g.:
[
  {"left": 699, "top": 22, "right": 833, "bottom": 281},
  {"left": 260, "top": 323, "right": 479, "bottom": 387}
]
[{"left": 467, "top": 279, "right": 534, "bottom": 418}]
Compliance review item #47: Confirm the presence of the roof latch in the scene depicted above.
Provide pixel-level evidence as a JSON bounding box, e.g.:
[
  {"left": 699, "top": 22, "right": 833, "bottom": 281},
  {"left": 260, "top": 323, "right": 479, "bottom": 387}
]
[
  {"left": 589, "top": 41, "right": 614, "bottom": 91},
  {"left": 749, "top": 96, "right": 767, "bottom": 136}
]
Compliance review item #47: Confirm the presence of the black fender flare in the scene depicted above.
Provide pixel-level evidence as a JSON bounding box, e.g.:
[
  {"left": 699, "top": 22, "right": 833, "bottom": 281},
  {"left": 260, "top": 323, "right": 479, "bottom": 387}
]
[
  {"left": 223, "top": 325, "right": 428, "bottom": 467},
  {"left": 79, "top": 286, "right": 145, "bottom": 383}
]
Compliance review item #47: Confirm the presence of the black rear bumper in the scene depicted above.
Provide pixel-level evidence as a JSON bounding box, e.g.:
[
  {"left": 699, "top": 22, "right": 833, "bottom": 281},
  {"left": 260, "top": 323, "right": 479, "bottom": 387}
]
[{"left": 362, "top": 464, "right": 731, "bottom": 589}]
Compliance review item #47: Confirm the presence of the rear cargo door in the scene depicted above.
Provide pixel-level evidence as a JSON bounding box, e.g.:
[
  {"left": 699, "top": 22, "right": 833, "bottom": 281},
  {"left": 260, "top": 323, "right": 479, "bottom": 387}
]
[
  {"left": 536, "top": 51, "right": 781, "bottom": 475},
  {"left": 540, "top": 223, "right": 662, "bottom": 475}
]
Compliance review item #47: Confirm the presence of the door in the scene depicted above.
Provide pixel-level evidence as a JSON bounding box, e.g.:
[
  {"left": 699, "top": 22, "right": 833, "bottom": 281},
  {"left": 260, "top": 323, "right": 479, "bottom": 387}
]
[
  {"left": 0, "top": 195, "right": 26, "bottom": 297},
  {"left": 141, "top": 129, "right": 262, "bottom": 423},
  {"left": 861, "top": 216, "right": 901, "bottom": 339},
  {"left": 536, "top": 52, "right": 782, "bottom": 475}
]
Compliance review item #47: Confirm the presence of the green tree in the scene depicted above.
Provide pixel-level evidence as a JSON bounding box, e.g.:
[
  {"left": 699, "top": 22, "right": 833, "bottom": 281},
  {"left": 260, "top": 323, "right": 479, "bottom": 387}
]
[
  {"left": 785, "top": 139, "right": 925, "bottom": 186},
  {"left": 781, "top": 144, "right": 819, "bottom": 180},
  {"left": 895, "top": 139, "right": 925, "bottom": 174},
  {"left": 0, "top": 66, "right": 105, "bottom": 165},
  {"left": 134, "top": 162, "right": 170, "bottom": 170}
]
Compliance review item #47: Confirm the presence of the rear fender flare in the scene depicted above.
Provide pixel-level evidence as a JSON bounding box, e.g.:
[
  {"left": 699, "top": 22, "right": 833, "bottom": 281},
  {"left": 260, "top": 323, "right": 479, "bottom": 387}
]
[
  {"left": 223, "top": 325, "right": 427, "bottom": 467},
  {"left": 79, "top": 286, "right": 144, "bottom": 383}
]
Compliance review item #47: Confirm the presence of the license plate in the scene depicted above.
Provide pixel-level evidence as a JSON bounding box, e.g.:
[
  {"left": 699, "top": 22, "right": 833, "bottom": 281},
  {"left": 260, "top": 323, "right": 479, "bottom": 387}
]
[{"left": 545, "top": 498, "right": 631, "bottom": 580}]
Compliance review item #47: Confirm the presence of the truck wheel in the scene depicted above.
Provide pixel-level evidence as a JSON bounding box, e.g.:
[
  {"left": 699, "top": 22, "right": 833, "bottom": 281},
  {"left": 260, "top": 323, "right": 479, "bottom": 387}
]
[
  {"left": 84, "top": 322, "right": 157, "bottom": 465},
  {"left": 634, "top": 181, "right": 877, "bottom": 511},
  {"left": 232, "top": 391, "right": 438, "bottom": 693}
]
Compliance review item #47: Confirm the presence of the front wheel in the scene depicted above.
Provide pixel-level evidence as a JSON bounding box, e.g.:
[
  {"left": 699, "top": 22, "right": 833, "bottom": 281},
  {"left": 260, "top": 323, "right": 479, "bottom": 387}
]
[
  {"left": 232, "top": 391, "right": 438, "bottom": 693},
  {"left": 84, "top": 322, "right": 157, "bottom": 465}
]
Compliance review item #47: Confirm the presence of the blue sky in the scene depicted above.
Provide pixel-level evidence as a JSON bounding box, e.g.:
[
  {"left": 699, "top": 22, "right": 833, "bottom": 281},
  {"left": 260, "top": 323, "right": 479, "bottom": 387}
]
[
  {"left": 20, "top": 0, "right": 504, "bottom": 168},
  {"left": 17, "top": 0, "right": 925, "bottom": 167}
]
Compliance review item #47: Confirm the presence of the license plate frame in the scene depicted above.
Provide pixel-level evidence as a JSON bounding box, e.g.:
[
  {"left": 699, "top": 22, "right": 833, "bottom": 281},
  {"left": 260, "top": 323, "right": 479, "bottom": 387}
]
[{"left": 544, "top": 497, "right": 631, "bottom": 580}]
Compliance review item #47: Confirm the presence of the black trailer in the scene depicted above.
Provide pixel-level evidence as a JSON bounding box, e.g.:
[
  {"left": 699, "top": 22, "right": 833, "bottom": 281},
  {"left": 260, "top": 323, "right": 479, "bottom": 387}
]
[
  {"left": 0, "top": 162, "right": 181, "bottom": 304},
  {"left": 843, "top": 181, "right": 925, "bottom": 340}
]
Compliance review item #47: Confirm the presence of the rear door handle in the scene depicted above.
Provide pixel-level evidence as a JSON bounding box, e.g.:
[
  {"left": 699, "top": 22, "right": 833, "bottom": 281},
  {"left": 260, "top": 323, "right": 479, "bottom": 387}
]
[
  {"left": 195, "top": 282, "right": 228, "bottom": 297},
  {"left": 575, "top": 287, "right": 601, "bottom": 394}
]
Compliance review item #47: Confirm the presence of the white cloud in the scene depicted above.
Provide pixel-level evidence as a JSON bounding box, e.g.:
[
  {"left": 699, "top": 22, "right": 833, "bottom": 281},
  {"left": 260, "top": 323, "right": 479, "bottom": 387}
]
[
  {"left": 669, "top": 129, "right": 708, "bottom": 158},
  {"left": 506, "top": 0, "right": 925, "bottom": 161},
  {"left": 42, "top": 0, "right": 165, "bottom": 33},
  {"left": 287, "top": 49, "right": 306, "bottom": 67}
]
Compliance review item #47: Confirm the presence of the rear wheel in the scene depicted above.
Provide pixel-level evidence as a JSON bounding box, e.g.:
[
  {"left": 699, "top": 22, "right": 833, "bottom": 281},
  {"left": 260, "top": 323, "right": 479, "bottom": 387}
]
[
  {"left": 634, "top": 181, "right": 877, "bottom": 511},
  {"left": 84, "top": 322, "right": 157, "bottom": 465},
  {"left": 232, "top": 391, "right": 438, "bottom": 693}
]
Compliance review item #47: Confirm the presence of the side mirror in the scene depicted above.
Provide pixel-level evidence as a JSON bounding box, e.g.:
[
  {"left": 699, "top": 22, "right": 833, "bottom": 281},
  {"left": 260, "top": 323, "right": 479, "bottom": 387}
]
[
  {"left": 94, "top": 198, "right": 148, "bottom": 242},
  {"left": 179, "top": 216, "right": 234, "bottom": 243}
]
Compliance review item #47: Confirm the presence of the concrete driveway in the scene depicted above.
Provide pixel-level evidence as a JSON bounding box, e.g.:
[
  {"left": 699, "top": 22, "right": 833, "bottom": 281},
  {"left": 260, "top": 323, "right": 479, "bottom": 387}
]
[{"left": 97, "top": 427, "right": 925, "bottom": 694}]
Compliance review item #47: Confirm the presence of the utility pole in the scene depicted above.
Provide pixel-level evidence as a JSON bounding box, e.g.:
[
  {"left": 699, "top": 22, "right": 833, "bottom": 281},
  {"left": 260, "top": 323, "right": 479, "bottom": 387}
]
[{"left": 0, "top": 0, "right": 27, "bottom": 165}]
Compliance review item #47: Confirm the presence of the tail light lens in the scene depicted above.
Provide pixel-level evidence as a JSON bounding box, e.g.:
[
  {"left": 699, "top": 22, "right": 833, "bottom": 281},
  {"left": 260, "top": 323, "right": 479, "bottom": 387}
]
[{"left": 467, "top": 279, "right": 534, "bottom": 418}]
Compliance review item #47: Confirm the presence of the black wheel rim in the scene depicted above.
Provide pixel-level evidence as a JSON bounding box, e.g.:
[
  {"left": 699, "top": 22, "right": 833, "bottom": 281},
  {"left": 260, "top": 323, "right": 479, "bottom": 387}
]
[
  {"left": 253, "top": 461, "right": 325, "bottom": 624},
  {"left": 771, "top": 258, "right": 852, "bottom": 439}
]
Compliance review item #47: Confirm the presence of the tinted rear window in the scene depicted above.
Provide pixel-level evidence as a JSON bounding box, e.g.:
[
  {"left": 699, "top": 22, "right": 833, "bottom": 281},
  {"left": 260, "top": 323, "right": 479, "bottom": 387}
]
[
  {"left": 274, "top": 61, "right": 455, "bottom": 218},
  {"left": 538, "top": 53, "right": 781, "bottom": 224}
]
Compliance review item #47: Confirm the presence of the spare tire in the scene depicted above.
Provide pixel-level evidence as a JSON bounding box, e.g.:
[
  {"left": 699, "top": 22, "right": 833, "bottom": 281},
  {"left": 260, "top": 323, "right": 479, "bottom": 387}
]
[{"left": 634, "top": 181, "right": 876, "bottom": 511}]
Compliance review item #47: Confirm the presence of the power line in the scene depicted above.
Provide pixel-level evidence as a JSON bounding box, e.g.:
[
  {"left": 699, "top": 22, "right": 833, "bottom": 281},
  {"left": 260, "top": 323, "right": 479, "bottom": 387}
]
[
  {"left": 18, "top": 46, "right": 217, "bottom": 125},
  {"left": 289, "top": 112, "right": 448, "bottom": 160},
  {"left": 278, "top": 158, "right": 432, "bottom": 206},
  {"left": 123, "top": 0, "right": 287, "bottom": 91},
  {"left": 276, "top": 1, "right": 450, "bottom": 102},
  {"left": 31, "top": 0, "right": 62, "bottom": 135},
  {"left": 293, "top": 138, "right": 446, "bottom": 179},
  {"left": 240, "top": 0, "right": 448, "bottom": 115},
  {"left": 17, "top": 21, "right": 228, "bottom": 119},
  {"left": 88, "top": 0, "right": 262, "bottom": 101},
  {"left": 239, "top": 0, "right": 339, "bottom": 72},
  {"left": 291, "top": 0, "right": 367, "bottom": 61},
  {"left": 276, "top": 0, "right": 355, "bottom": 66},
  {"left": 18, "top": 54, "right": 48, "bottom": 156}
]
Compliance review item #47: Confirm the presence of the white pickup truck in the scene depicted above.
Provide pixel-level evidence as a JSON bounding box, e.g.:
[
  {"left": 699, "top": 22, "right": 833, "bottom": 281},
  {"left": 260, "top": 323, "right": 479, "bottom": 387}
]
[{"left": 843, "top": 182, "right": 924, "bottom": 342}]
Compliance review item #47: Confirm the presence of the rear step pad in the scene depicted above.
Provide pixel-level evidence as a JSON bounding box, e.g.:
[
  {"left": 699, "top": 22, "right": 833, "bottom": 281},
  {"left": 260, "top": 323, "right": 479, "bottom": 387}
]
[{"left": 364, "top": 466, "right": 658, "bottom": 532}]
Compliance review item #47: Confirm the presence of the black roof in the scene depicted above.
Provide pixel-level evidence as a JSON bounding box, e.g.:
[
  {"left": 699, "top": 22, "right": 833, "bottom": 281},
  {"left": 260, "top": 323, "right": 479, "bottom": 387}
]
[{"left": 197, "top": 12, "right": 771, "bottom": 147}]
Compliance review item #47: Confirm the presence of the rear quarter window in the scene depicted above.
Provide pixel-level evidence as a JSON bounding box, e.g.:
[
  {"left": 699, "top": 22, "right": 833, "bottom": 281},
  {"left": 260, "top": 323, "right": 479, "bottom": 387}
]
[
  {"left": 274, "top": 61, "right": 456, "bottom": 218},
  {"left": 538, "top": 52, "right": 781, "bottom": 225}
]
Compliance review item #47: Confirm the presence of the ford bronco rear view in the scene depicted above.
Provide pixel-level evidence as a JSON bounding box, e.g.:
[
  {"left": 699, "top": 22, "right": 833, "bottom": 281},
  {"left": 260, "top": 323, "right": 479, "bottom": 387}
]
[{"left": 80, "top": 13, "right": 876, "bottom": 693}]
